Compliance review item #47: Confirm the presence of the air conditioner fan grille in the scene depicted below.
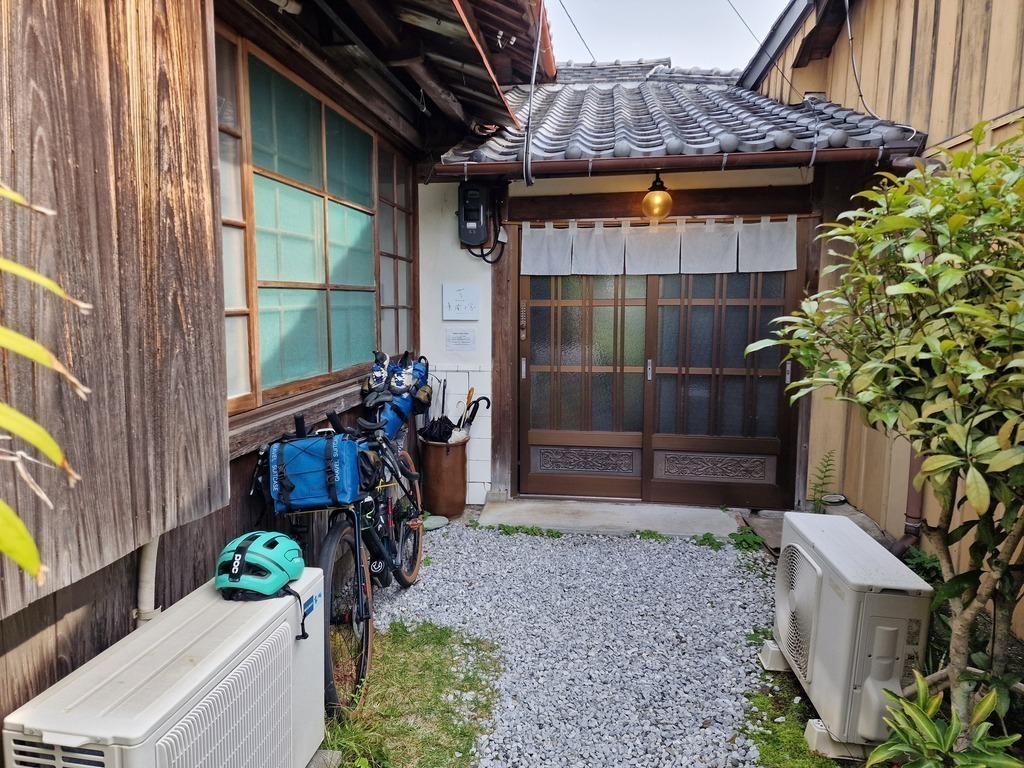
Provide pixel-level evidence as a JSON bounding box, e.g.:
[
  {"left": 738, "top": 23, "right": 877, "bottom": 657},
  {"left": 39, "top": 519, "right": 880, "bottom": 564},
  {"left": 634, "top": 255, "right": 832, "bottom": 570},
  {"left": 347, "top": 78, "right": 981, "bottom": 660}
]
[{"left": 776, "top": 543, "right": 819, "bottom": 682}]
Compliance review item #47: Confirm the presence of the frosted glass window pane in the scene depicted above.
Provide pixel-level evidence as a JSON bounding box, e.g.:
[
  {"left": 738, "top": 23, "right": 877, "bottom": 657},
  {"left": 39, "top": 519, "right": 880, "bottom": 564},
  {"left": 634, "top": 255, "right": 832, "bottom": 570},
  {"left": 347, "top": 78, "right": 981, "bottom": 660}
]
[
  {"left": 726, "top": 273, "right": 751, "bottom": 299},
  {"left": 397, "top": 260, "right": 410, "bottom": 306},
  {"left": 623, "top": 306, "right": 645, "bottom": 367},
  {"left": 560, "top": 307, "right": 582, "bottom": 366},
  {"left": 378, "top": 149, "right": 394, "bottom": 202},
  {"left": 398, "top": 308, "right": 411, "bottom": 353},
  {"left": 531, "top": 372, "right": 551, "bottom": 429},
  {"left": 756, "top": 377, "right": 780, "bottom": 438},
  {"left": 329, "top": 290, "right": 376, "bottom": 371},
  {"left": 530, "top": 277, "right": 552, "bottom": 300},
  {"left": 258, "top": 288, "right": 328, "bottom": 388},
  {"left": 721, "top": 377, "right": 746, "bottom": 436},
  {"left": 395, "top": 157, "right": 409, "bottom": 207},
  {"left": 756, "top": 309, "right": 782, "bottom": 367},
  {"left": 225, "top": 316, "right": 251, "bottom": 397},
  {"left": 623, "top": 373, "right": 644, "bottom": 432},
  {"left": 326, "top": 109, "right": 373, "bottom": 207},
  {"left": 379, "top": 204, "right": 395, "bottom": 254},
  {"left": 215, "top": 36, "right": 239, "bottom": 129},
  {"left": 397, "top": 213, "right": 410, "bottom": 258},
  {"left": 381, "top": 308, "right": 397, "bottom": 355},
  {"left": 559, "top": 372, "right": 582, "bottom": 430},
  {"left": 327, "top": 202, "right": 373, "bottom": 286},
  {"left": 723, "top": 306, "right": 750, "bottom": 368},
  {"left": 379, "top": 255, "right": 396, "bottom": 304},
  {"left": 690, "top": 274, "right": 716, "bottom": 299},
  {"left": 688, "top": 306, "right": 714, "bottom": 368},
  {"left": 530, "top": 306, "right": 551, "bottom": 365},
  {"left": 761, "top": 272, "right": 785, "bottom": 299},
  {"left": 660, "top": 275, "right": 681, "bottom": 299},
  {"left": 249, "top": 56, "right": 322, "bottom": 187},
  {"left": 658, "top": 306, "right": 680, "bottom": 367},
  {"left": 219, "top": 133, "right": 243, "bottom": 221},
  {"left": 656, "top": 374, "right": 677, "bottom": 433},
  {"left": 255, "top": 176, "right": 324, "bottom": 283},
  {"left": 560, "top": 275, "right": 583, "bottom": 299},
  {"left": 593, "top": 277, "right": 614, "bottom": 300},
  {"left": 591, "top": 373, "right": 613, "bottom": 431},
  {"left": 592, "top": 306, "right": 614, "bottom": 366},
  {"left": 222, "top": 225, "right": 247, "bottom": 309},
  {"left": 624, "top": 275, "right": 646, "bottom": 299},
  {"left": 686, "top": 375, "right": 711, "bottom": 434}
]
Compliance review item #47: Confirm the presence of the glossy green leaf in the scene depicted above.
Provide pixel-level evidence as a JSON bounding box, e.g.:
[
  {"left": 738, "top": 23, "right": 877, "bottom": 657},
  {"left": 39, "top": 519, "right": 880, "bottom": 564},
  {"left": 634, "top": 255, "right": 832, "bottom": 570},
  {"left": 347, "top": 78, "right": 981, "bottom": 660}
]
[{"left": 0, "top": 499, "right": 44, "bottom": 582}]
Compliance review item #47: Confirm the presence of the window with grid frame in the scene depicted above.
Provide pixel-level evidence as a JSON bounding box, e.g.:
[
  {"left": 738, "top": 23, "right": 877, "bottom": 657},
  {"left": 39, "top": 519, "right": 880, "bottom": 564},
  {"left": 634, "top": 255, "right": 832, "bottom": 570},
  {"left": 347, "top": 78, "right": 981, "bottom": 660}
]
[{"left": 215, "top": 32, "right": 415, "bottom": 414}]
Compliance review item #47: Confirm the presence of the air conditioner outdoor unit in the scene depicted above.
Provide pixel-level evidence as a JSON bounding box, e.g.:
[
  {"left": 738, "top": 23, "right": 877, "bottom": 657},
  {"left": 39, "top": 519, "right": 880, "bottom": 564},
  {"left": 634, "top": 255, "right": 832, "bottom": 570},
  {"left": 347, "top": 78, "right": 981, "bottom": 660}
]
[
  {"left": 3, "top": 568, "right": 324, "bottom": 768},
  {"left": 761, "top": 513, "right": 933, "bottom": 758}
]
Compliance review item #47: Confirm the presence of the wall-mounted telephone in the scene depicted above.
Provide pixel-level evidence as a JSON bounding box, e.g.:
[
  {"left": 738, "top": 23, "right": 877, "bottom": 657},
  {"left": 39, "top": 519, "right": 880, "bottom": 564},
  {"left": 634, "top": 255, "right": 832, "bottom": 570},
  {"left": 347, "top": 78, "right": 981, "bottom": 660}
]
[{"left": 457, "top": 181, "right": 491, "bottom": 247}]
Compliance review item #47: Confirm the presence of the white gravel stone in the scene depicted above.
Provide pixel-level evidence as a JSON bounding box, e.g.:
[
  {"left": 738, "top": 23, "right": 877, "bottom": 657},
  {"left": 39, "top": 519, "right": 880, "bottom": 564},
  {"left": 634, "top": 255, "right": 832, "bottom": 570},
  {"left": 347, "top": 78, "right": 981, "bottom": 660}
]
[{"left": 373, "top": 523, "right": 775, "bottom": 768}]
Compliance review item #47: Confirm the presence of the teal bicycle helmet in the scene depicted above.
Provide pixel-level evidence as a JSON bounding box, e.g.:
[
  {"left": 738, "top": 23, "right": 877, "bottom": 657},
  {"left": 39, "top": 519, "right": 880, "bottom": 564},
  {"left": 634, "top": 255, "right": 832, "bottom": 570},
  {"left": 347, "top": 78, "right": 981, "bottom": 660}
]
[{"left": 215, "top": 531, "right": 304, "bottom": 597}]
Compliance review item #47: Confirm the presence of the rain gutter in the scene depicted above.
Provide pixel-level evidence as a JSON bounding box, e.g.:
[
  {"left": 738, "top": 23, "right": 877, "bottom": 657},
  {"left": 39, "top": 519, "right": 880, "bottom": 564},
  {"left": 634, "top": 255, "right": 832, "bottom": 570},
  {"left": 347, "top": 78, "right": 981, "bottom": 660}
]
[{"left": 433, "top": 144, "right": 922, "bottom": 179}]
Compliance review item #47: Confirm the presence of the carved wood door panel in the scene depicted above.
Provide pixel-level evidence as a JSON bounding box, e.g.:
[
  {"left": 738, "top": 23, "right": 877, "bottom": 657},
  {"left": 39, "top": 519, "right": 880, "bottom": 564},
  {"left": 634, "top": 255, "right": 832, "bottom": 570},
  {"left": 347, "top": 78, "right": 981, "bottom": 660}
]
[{"left": 518, "top": 268, "right": 803, "bottom": 507}]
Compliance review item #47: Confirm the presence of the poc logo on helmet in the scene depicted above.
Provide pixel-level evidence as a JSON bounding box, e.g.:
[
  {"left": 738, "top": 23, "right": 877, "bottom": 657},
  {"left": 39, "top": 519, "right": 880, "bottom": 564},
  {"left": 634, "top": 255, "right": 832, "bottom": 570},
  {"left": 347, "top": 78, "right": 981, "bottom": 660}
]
[{"left": 231, "top": 553, "right": 244, "bottom": 575}]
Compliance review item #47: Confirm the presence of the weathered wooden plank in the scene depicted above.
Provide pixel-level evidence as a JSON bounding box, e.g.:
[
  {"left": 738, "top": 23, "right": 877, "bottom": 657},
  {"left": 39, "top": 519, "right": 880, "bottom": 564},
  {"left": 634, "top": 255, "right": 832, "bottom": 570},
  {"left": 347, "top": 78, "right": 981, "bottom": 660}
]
[
  {"left": 0, "top": 0, "right": 137, "bottom": 616},
  {"left": 873, "top": 0, "right": 901, "bottom": 120},
  {"left": 890, "top": 0, "right": 917, "bottom": 125},
  {"left": 859, "top": 0, "right": 885, "bottom": 115},
  {"left": 951, "top": 0, "right": 992, "bottom": 137},
  {"left": 908, "top": 0, "right": 939, "bottom": 139},
  {"left": 106, "top": 0, "right": 229, "bottom": 543},
  {"left": 490, "top": 225, "right": 518, "bottom": 498},
  {"left": 0, "top": 596, "right": 57, "bottom": 717},
  {"left": 982, "top": 0, "right": 1024, "bottom": 119},
  {"left": 928, "top": 0, "right": 962, "bottom": 143}
]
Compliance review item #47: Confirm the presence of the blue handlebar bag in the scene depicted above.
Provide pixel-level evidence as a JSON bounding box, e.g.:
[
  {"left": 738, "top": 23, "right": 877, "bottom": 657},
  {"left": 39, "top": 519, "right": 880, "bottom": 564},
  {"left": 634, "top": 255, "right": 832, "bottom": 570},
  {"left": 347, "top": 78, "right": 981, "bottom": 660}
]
[{"left": 267, "top": 434, "right": 360, "bottom": 513}]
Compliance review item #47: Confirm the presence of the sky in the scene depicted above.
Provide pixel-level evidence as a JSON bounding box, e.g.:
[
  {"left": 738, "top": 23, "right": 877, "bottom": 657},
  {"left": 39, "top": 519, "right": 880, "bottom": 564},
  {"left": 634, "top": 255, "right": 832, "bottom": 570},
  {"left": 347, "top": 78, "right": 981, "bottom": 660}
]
[{"left": 545, "top": 0, "right": 792, "bottom": 71}]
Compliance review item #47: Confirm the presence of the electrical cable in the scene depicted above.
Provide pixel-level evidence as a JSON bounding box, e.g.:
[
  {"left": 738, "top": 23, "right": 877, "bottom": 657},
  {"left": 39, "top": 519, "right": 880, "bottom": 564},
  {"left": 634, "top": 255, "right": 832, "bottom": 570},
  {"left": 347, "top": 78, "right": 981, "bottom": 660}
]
[
  {"left": 556, "top": 0, "right": 596, "bottom": 61},
  {"left": 466, "top": 189, "right": 506, "bottom": 264},
  {"left": 523, "top": 0, "right": 544, "bottom": 187},
  {"left": 842, "top": 0, "right": 880, "bottom": 119}
]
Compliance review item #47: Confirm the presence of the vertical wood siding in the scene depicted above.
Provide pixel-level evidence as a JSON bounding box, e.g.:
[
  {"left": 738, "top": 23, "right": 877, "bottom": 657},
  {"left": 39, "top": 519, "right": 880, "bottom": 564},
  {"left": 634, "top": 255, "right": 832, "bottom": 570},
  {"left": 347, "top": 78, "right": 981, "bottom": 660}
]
[
  {"left": 0, "top": 0, "right": 228, "bottom": 618},
  {"left": 763, "top": 0, "right": 1024, "bottom": 148}
]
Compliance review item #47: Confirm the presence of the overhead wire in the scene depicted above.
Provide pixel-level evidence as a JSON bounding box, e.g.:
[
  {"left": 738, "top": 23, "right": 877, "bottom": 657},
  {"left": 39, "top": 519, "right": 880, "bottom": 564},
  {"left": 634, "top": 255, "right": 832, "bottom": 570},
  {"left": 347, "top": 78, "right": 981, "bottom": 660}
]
[{"left": 556, "top": 0, "right": 596, "bottom": 62}]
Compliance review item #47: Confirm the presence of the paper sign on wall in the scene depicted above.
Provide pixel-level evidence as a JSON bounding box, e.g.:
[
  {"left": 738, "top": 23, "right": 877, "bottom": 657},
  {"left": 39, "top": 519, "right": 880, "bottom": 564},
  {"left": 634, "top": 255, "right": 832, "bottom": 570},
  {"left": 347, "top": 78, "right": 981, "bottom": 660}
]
[
  {"left": 445, "top": 328, "right": 477, "bottom": 352},
  {"left": 442, "top": 282, "right": 480, "bottom": 320}
]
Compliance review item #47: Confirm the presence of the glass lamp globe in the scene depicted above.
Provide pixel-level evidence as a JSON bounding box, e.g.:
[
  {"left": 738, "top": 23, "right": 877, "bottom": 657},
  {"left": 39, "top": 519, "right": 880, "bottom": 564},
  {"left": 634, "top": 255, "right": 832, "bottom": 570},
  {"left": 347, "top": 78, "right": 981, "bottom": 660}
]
[{"left": 642, "top": 173, "right": 672, "bottom": 220}]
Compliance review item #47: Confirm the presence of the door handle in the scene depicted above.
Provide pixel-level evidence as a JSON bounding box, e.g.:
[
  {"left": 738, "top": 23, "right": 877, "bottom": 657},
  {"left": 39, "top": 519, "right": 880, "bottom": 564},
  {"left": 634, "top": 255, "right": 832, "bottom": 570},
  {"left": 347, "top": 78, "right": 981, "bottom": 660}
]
[
  {"left": 646, "top": 359, "right": 653, "bottom": 381},
  {"left": 785, "top": 361, "right": 792, "bottom": 384},
  {"left": 521, "top": 357, "right": 527, "bottom": 380},
  {"left": 519, "top": 301, "right": 527, "bottom": 341}
]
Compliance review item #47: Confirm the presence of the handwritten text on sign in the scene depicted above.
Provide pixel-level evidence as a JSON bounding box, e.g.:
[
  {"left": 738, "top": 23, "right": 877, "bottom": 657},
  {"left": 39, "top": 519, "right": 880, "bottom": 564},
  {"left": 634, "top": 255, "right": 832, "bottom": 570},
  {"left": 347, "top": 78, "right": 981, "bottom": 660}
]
[{"left": 442, "top": 283, "right": 480, "bottom": 320}]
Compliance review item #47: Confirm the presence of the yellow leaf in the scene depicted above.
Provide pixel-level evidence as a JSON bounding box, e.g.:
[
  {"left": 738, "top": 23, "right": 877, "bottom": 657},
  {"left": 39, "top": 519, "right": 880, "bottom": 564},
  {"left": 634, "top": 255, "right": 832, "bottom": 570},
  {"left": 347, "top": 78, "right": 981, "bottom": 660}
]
[
  {"left": 0, "top": 402, "right": 79, "bottom": 484},
  {"left": 966, "top": 466, "right": 990, "bottom": 514},
  {"left": 0, "top": 327, "right": 91, "bottom": 399},
  {"left": 998, "top": 417, "right": 1017, "bottom": 450},
  {"left": 0, "top": 257, "right": 92, "bottom": 314},
  {"left": 0, "top": 498, "right": 46, "bottom": 583}
]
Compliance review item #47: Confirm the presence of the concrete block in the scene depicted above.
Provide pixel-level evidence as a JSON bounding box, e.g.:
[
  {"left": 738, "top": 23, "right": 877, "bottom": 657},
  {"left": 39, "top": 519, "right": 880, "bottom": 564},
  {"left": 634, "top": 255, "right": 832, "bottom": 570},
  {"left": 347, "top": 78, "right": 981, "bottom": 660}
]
[
  {"left": 467, "top": 436, "right": 491, "bottom": 462},
  {"left": 466, "top": 482, "right": 489, "bottom": 505},
  {"left": 467, "top": 458, "right": 491, "bottom": 483}
]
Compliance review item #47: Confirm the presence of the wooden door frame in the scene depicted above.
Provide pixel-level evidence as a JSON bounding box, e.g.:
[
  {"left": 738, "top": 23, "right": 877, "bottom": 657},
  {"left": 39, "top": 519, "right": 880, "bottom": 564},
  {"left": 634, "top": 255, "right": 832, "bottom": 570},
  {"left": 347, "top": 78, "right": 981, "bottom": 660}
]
[{"left": 490, "top": 223, "right": 520, "bottom": 501}]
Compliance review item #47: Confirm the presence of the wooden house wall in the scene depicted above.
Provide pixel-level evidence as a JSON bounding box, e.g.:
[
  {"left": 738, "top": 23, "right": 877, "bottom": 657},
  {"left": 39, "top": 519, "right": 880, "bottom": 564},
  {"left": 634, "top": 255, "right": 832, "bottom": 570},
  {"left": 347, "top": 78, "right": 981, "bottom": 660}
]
[
  {"left": 0, "top": 0, "right": 228, "bottom": 618},
  {"left": 761, "top": 0, "right": 1024, "bottom": 150}
]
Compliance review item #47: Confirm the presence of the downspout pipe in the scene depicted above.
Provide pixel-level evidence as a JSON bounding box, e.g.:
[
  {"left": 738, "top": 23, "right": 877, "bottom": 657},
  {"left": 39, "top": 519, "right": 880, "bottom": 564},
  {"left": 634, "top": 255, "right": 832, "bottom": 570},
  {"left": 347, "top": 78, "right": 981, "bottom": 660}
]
[
  {"left": 888, "top": 454, "right": 924, "bottom": 557},
  {"left": 136, "top": 536, "right": 162, "bottom": 628}
]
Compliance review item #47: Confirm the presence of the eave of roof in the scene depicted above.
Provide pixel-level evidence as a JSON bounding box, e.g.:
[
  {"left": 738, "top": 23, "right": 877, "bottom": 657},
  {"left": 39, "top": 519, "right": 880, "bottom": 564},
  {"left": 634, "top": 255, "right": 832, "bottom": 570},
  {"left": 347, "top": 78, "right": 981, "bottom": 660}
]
[{"left": 738, "top": 0, "right": 815, "bottom": 90}]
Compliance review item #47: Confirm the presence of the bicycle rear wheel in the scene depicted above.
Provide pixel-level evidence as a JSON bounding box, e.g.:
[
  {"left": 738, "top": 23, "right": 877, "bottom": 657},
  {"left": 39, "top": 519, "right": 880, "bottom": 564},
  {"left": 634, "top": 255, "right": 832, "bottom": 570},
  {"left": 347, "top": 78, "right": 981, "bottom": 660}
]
[
  {"left": 319, "top": 518, "right": 373, "bottom": 715},
  {"left": 392, "top": 450, "right": 424, "bottom": 588}
]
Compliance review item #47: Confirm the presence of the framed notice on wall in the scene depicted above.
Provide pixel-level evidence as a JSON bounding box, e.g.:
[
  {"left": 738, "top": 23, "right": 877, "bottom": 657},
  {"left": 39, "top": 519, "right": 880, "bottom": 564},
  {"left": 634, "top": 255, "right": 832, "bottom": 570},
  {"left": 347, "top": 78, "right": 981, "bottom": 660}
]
[{"left": 442, "top": 282, "right": 480, "bottom": 320}]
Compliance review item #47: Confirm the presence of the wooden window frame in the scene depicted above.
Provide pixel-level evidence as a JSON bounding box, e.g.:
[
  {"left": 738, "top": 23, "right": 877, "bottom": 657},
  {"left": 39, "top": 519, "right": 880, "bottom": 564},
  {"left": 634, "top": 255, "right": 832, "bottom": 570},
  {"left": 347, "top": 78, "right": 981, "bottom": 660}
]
[{"left": 213, "top": 26, "right": 418, "bottom": 417}]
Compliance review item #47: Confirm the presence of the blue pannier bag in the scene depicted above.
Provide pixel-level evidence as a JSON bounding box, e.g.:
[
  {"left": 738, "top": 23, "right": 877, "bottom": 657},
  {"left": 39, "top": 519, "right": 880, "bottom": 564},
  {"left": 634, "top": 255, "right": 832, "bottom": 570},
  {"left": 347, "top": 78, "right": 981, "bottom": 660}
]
[
  {"left": 381, "top": 393, "right": 414, "bottom": 441},
  {"left": 267, "top": 434, "right": 360, "bottom": 514}
]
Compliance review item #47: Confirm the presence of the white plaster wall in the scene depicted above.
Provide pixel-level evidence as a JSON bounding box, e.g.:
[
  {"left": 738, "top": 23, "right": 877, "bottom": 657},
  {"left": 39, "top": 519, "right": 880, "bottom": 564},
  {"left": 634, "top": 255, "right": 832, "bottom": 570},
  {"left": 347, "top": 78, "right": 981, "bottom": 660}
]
[{"left": 417, "top": 182, "right": 494, "bottom": 505}]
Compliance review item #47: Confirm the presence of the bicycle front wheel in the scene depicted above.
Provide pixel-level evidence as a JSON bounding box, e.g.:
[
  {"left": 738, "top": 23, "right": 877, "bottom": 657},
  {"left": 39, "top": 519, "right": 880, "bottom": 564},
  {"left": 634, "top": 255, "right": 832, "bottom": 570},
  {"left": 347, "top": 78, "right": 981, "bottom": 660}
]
[
  {"left": 319, "top": 518, "right": 373, "bottom": 715},
  {"left": 392, "top": 450, "right": 424, "bottom": 588}
]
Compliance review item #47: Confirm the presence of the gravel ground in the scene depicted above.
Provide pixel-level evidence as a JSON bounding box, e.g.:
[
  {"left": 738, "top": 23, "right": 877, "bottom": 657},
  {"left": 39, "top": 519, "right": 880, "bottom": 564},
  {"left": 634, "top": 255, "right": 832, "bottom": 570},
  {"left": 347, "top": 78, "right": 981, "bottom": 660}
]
[{"left": 374, "top": 522, "right": 776, "bottom": 768}]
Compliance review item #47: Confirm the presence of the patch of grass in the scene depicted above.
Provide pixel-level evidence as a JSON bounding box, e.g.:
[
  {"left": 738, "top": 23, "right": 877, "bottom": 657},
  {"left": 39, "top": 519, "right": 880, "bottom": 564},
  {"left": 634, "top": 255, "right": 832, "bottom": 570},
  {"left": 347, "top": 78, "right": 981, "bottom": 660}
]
[
  {"left": 742, "top": 671, "right": 843, "bottom": 768},
  {"left": 729, "top": 526, "right": 766, "bottom": 552},
  {"left": 422, "top": 555, "right": 432, "bottom": 567},
  {"left": 745, "top": 625, "right": 773, "bottom": 647},
  {"left": 633, "top": 529, "right": 670, "bottom": 542},
  {"left": 691, "top": 532, "right": 725, "bottom": 550},
  {"left": 323, "top": 621, "right": 502, "bottom": 768},
  {"left": 496, "top": 523, "right": 562, "bottom": 538}
]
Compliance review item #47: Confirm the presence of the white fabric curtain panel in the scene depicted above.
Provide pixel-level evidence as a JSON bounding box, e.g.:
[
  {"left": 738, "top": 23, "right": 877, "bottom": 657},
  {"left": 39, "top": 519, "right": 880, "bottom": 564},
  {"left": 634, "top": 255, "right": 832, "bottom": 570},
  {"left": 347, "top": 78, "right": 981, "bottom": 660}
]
[
  {"left": 521, "top": 221, "right": 575, "bottom": 275},
  {"left": 680, "top": 219, "right": 739, "bottom": 274},
  {"left": 624, "top": 220, "right": 682, "bottom": 274},
  {"left": 738, "top": 215, "right": 798, "bottom": 272},
  {"left": 572, "top": 221, "right": 625, "bottom": 275}
]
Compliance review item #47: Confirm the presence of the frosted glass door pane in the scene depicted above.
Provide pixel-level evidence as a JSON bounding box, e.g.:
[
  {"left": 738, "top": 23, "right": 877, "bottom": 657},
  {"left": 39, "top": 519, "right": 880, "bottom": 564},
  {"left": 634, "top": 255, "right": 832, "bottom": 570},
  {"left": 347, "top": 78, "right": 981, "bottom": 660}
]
[
  {"left": 658, "top": 306, "right": 680, "bottom": 367},
  {"left": 723, "top": 306, "right": 750, "bottom": 368},
  {"left": 592, "top": 306, "right": 614, "bottom": 366},
  {"left": 215, "top": 37, "right": 239, "bottom": 129},
  {"left": 530, "top": 306, "right": 551, "bottom": 365},
  {"left": 249, "top": 57, "right": 322, "bottom": 187},
  {"left": 688, "top": 307, "right": 714, "bottom": 368},
  {"left": 623, "top": 373, "right": 644, "bottom": 431},
  {"left": 219, "top": 133, "right": 243, "bottom": 221},
  {"left": 560, "top": 307, "right": 582, "bottom": 366},
  {"left": 258, "top": 288, "right": 328, "bottom": 387},
  {"left": 623, "top": 306, "right": 645, "bottom": 366},
  {"left": 591, "top": 373, "right": 613, "bottom": 430},
  {"left": 330, "top": 290, "right": 376, "bottom": 370},
  {"left": 255, "top": 176, "right": 324, "bottom": 283},
  {"left": 756, "top": 378, "right": 780, "bottom": 437},
  {"left": 225, "top": 316, "right": 251, "bottom": 397},
  {"left": 222, "top": 225, "right": 247, "bottom": 309},
  {"left": 531, "top": 372, "right": 551, "bottom": 429},
  {"left": 559, "top": 373, "right": 582, "bottom": 430},
  {"left": 328, "top": 202, "right": 373, "bottom": 286},
  {"left": 685, "top": 375, "right": 711, "bottom": 434},
  {"left": 721, "top": 377, "right": 746, "bottom": 435},
  {"left": 325, "top": 109, "right": 373, "bottom": 207},
  {"left": 656, "top": 374, "right": 677, "bottom": 433}
]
